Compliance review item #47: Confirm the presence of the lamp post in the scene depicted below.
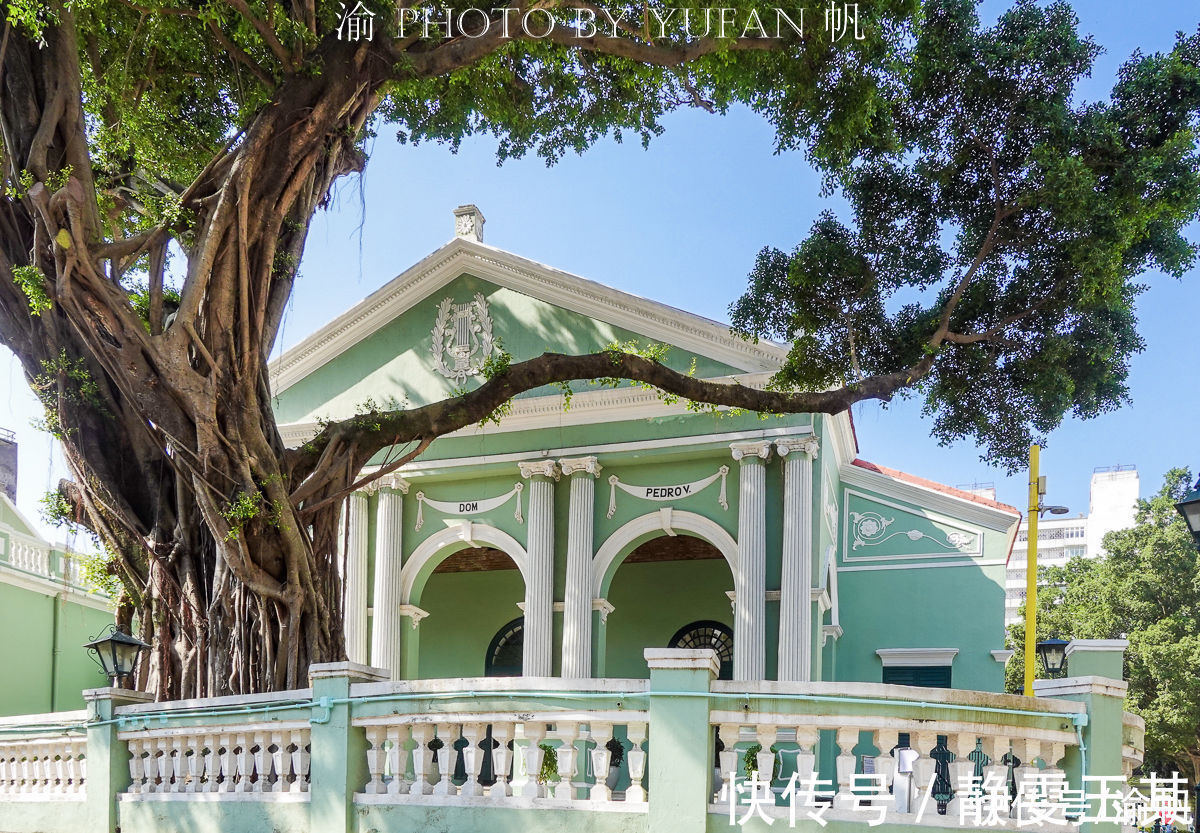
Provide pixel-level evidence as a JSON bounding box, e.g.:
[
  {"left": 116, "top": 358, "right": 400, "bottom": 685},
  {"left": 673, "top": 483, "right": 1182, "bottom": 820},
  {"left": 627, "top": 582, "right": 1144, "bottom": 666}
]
[
  {"left": 1023, "top": 445, "right": 1070, "bottom": 696},
  {"left": 83, "top": 624, "right": 149, "bottom": 688},
  {"left": 1036, "top": 637, "right": 1069, "bottom": 678},
  {"left": 1175, "top": 475, "right": 1200, "bottom": 550}
]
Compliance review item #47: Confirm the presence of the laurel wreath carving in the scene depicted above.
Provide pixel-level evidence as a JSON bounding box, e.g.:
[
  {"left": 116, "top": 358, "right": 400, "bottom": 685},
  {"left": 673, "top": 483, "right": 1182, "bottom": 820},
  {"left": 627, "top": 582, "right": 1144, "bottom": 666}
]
[{"left": 431, "top": 293, "right": 495, "bottom": 383}]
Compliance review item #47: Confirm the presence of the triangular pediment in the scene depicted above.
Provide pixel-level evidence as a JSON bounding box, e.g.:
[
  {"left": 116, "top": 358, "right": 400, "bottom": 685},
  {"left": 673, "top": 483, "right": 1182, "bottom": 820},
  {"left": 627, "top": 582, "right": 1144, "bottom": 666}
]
[{"left": 270, "top": 236, "right": 788, "bottom": 427}]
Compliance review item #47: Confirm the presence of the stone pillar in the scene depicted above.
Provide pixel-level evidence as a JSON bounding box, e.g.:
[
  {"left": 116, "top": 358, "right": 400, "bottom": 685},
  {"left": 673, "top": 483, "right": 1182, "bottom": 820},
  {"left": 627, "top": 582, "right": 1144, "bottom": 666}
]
[
  {"left": 645, "top": 648, "right": 719, "bottom": 833},
  {"left": 560, "top": 456, "right": 601, "bottom": 679},
  {"left": 84, "top": 687, "right": 153, "bottom": 833},
  {"left": 369, "top": 476, "right": 408, "bottom": 680},
  {"left": 519, "top": 460, "right": 559, "bottom": 677},
  {"left": 338, "top": 491, "right": 370, "bottom": 665},
  {"left": 776, "top": 436, "right": 819, "bottom": 682},
  {"left": 1034, "top": 637, "right": 1130, "bottom": 833},
  {"left": 731, "top": 441, "right": 771, "bottom": 681},
  {"left": 309, "top": 662, "right": 390, "bottom": 833}
]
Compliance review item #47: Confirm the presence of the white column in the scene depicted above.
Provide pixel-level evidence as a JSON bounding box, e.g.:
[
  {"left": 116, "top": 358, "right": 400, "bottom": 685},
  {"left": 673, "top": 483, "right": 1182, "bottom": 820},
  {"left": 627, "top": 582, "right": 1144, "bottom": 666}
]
[
  {"left": 339, "top": 490, "right": 370, "bottom": 664},
  {"left": 369, "top": 476, "right": 409, "bottom": 680},
  {"left": 731, "top": 441, "right": 772, "bottom": 681},
  {"left": 519, "top": 460, "right": 559, "bottom": 677},
  {"left": 776, "top": 436, "right": 819, "bottom": 682},
  {"left": 559, "top": 456, "right": 601, "bottom": 679}
]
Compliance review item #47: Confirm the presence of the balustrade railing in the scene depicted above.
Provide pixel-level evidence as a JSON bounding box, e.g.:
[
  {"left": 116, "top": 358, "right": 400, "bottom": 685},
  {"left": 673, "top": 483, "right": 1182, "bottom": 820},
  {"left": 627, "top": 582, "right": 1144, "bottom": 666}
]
[
  {"left": 350, "top": 678, "right": 649, "bottom": 809},
  {"left": 709, "top": 680, "right": 1084, "bottom": 826},
  {"left": 5, "top": 532, "right": 50, "bottom": 576},
  {"left": 0, "top": 736, "right": 87, "bottom": 797},
  {"left": 117, "top": 723, "right": 311, "bottom": 795}
]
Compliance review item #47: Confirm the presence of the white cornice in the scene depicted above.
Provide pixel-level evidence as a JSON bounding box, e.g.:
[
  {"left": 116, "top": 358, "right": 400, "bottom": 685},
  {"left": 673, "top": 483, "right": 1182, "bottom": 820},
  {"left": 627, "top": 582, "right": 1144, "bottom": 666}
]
[
  {"left": 0, "top": 565, "right": 112, "bottom": 612},
  {"left": 269, "top": 237, "right": 789, "bottom": 394},
  {"left": 839, "top": 462, "right": 1018, "bottom": 531},
  {"left": 276, "top": 370, "right": 778, "bottom": 446},
  {"left": 876, "top": 648, "right": 959, "bottom": 667}
]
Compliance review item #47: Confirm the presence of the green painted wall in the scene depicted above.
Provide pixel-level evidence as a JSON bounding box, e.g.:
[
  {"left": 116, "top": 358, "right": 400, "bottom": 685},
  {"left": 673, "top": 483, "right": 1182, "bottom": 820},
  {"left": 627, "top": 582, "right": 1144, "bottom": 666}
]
[
  {"left": 273, "top": 273, "right": 747, "bottom": 425},
  {"left": 0, "top": 582, "right": 112, "bottom": 715},
  {"left": 417, "top": 565, "right": 525, "bottom": 679},
  {"left": 605, "top": 558, "right": 733, "bottom": 679}
]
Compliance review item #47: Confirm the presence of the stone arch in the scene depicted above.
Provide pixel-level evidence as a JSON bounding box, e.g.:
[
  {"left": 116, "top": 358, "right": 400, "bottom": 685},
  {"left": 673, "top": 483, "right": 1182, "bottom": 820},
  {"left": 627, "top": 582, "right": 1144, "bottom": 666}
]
[
  {"left": 591, "top": 510, "right": 738, "bottom": 599},
  {"left": 400, "top": 522, "right": 529, "bottom": 606}
]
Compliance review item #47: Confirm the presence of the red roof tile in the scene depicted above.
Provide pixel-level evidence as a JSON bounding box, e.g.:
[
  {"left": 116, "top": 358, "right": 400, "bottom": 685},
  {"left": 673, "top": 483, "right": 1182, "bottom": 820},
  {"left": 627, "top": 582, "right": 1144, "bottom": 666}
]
[{"left": 850, "top": 458, "right": 1020, "bottom": 516}]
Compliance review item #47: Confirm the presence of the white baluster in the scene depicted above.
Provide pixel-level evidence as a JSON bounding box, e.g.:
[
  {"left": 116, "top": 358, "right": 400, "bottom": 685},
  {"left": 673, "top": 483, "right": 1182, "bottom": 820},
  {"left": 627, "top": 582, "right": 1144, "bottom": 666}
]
[
  {"left": 170, "top": 736, "right": 185, "bottom": 792},
  {"left": 911, "top": 731, "right": 939, "bottom": 814},
  {"left": 63, "top": 744, "right": 79, "bottom": 794},
  {"left": 755, "top": 725, "right": 778, "bottom": 803},
  {"left": 252, "top": 731, "right": 268, "bottom": 793},
  {"left": 518, "top": 722, "right": 546, "bottom": 799},
  {"left": 268, "top": 731, "right": 284, "bottom": 793},
  {"left": 981, "top": 735, "right": 1009, "bottom": 792},
  {"left": 233, "top": 733, "right": 251, "bottom": 793},
  {"left": 1013, "top": 738, "right": 1040, "bottom": 799},
  {"left": 460, "top": 723, "right": 483, "bottom": 797},
  {"left": 77, "top": 745, "right": 87, "bottom": 793},
  {"left": 365, "top": 726, "right": 386, "bottom": 794},
  {"left": 834, "top": 727, "right": 858, "bottom": 810},
  {"left": 409, "top": 724, "right": 434, "bottom": 796},
  {"left": 947, "top": 733, "right": 978, "bottom": 820},
  {"left": 0, "top": 747, "right": 11, "bottom": 794},
  {"left": 297, "top": 733, "right": 311, "bottom": 792},
  {"left": 287, "top": 731, "right": 304, "bottom": 793},
  {"left": 490, "top": 723, "right": 513, "bottom": 799},
  {"left": 386, "top": 726, "right": 410, "bottom": 796},
  {"left": 588, "top": 722, "right": 613, "bottom": 802},
  {"left": 431, "top": 723, "right": 457, "bottom": 797},
  {"left": 52, "top": 744, "right": 66, "bottom": 794},
  {"left": 625, "top": 722, "right": 648, "bottom": 804},
  {"left": 716, "top": 723, "right": 741, "bottom": 798},
  {"left": 1041, "top": 742, "right": 1068, "bottom": 804},
  {"left": 552, "top": 723, "right": 579, "bottom": 802}
]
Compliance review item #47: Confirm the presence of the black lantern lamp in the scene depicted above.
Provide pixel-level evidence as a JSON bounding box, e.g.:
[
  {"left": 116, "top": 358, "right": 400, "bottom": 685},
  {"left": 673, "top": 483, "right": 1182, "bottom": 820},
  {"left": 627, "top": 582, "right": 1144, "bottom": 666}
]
[
  {"left": 84, "top": 625, "right": 149, "bottom": 687},
  {"left": 1175, "top": 475, "right": 1200, "bottom": 550},
  {"left": 1036, "top": 637, "right": 1070, "bottom": 678}
]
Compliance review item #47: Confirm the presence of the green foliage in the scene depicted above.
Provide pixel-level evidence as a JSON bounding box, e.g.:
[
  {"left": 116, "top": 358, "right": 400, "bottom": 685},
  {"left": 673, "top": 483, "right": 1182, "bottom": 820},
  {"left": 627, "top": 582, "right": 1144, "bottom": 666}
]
[
  {"left": 730, "top": 0, "right": 1200, "bottom": 471},
  {"left": 1007, "top": 468, "right": 1200, "bottom": 779},
  {"left": 11, "top": 266, "right": 52, "bottom": 316},
  {"left": 125, "top": 281, "right": 182, "bottom": 332},
  {"left": 31, "top": 351, "right": 108, "bottom": 438},
  {"left": 537, "top": 743, "right": 558, "bottom": 785},
  {"left": 220, "top": 490, "right": 263, "bottom": 541}
]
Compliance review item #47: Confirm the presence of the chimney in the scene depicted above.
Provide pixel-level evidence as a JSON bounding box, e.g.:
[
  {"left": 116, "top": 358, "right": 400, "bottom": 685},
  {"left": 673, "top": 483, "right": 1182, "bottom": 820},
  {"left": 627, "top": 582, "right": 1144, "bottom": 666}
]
[
  {"left": 0, "top": 428, "right": 16, "bottom": 503},
  {"left": 453, "top": 204, "right": 485, "bottom": 243}
]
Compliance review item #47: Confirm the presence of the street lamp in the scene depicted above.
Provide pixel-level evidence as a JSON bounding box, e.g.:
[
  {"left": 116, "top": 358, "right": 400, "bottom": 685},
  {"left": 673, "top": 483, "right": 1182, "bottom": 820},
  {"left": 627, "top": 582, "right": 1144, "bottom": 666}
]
[
  {"left": 1175, "top": 475, "right": 1200, "bottom": 549},
  {"left": 1036, "top": 638, "right": 1070, "bottom": 678},
  {"left": 1024, "top": 445, "right": 1071, "bottom": 696},
  {"left": 83, "top": 624, "right": 149, "bottom": 688}
]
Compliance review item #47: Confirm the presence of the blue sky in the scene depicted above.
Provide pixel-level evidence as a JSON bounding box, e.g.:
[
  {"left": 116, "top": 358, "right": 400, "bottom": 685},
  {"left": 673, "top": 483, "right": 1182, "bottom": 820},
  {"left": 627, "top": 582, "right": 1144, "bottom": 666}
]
[{"left": 2, "top": 0, "right": 1199, "bottom": 537}]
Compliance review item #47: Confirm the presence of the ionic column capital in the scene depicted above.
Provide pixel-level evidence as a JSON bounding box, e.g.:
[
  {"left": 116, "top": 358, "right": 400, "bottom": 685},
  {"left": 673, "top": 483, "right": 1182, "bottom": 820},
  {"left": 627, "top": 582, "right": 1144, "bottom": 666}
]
[
  {"left": 518, "top": 460, "right": 561, "bottom": 481},
  {"left": 361, "top": 474, "right": 411, "bottom": 495},
  {"left": 730, "top": 440, "right": 773, "bottom": 462},
  {"left": 559, "top": 456, "right": 602, "bottom": 478},
  {"left": 775, "top": 436, "right": 819, "bottom": 459}
]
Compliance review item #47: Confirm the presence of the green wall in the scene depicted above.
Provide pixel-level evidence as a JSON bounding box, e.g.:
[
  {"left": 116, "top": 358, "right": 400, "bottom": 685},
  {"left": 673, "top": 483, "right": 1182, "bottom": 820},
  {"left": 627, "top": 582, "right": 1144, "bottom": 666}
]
[
  {"left": 604, "top": 558, "right": 733, "bottom": 679},
  {"left": 0, "top": 582, "right": 112, "bottom": 715},
  {"left": 417, "top": 565, "right": 525, "bottom": 679}
]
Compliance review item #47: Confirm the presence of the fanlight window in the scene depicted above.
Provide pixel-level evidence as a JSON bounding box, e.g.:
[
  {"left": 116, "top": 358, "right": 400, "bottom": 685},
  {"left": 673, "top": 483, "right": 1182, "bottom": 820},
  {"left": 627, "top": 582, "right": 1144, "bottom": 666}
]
[
  {"left": 485, "top": 617, "right": 524, "bottom": 677},
  {"left": 669, "top": 620, "right": 733, "bottom": 680}
]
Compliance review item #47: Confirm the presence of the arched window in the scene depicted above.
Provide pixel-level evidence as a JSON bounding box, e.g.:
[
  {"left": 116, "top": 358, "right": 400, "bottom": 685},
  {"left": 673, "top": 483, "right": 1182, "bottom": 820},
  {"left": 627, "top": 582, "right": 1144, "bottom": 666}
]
[
  {"left": 669, "top": 620, "right": 733, "bottom": 680},
  {"left": 485, "top": 616, "right": 523, "bottom": 677}
]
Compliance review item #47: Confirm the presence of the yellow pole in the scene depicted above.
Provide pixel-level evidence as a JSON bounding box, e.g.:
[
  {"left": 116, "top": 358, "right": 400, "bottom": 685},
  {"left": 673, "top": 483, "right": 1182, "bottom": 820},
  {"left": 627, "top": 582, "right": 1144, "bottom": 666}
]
[{"left": 1023, "top": 444, "right": 1040, "bottom": 696}]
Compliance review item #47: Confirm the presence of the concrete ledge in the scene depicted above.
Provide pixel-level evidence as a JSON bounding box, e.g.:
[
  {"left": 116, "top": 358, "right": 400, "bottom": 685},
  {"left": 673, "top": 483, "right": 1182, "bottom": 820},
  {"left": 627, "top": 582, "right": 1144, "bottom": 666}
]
[
  {"left": 351, "top": 676, "right": 647, "bottom": 699},
  {"left": 114, "top": 688, "right": 312, "bottom": 715},
  {"left": 1065, "top": 639, "right": 1128, "bottom": 656},
  {"left": 1033, "top": 675, "right": 1128, "bottom": 699},
  {"left": 83, "top": 687, "right": 154, "bottom": 706},
  {"left": 644, "top": 648, "right": 720, "bottom": 677},
  {"left": 118, "top": 793, "right": 311, "bottom": 802},
  {"left": 308, "top": 661, "right": 389, "bottom": 683},
  {"left": 876, "top": 648, "right": 958, "bottom": 667}
]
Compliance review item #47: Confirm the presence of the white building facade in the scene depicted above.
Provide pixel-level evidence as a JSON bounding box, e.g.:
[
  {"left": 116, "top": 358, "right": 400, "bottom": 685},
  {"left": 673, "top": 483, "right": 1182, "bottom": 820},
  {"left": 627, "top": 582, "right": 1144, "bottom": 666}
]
[{"left": 1003, "top": 465, "right": 1140, "bottom": 627}]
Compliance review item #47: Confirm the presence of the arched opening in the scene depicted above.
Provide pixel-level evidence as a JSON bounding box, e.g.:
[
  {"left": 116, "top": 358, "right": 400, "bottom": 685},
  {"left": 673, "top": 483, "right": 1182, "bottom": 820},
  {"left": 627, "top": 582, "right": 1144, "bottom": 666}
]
[
  {"left": 485, "top": 616, "right": 524, "bottom": 677},
  {"left": 415, "top": 546, "right": 524, "bottom": 678},
  {"left": 603, "top": 534, "right": 734, "bottom": 678},
  {"left": 669, "top": 620, "right": 734, "bottom": 681}
]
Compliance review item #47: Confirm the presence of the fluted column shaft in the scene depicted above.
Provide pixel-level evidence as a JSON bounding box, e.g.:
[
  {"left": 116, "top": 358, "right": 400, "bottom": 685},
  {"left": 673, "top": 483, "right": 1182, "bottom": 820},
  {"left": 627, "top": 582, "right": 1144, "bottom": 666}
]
[
  {"left": 777, "top": 437, "right": 818, "bottom": 682},
  {"left": 731, "top": 441, "right": 771, "bottom": 681},
  {"left": 519, "top": 461, "right": 559, "bottom": 677},
  {"left": 340, "top": 491, "right": 370, "bottom": 664},
  {"left": 560, "top": 457, "right": 601, "bottom": 678},
  {"left": 370, "top": 479, "right": 408, "bottom": 680}
]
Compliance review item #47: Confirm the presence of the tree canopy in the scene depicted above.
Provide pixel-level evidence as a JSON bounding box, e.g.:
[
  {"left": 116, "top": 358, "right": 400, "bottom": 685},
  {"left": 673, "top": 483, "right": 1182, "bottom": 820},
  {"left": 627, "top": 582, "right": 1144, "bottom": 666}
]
[
  {"left": 1006, "top": 469, "right": 1200, "bottom": 781},
  {"left": 1, "top": 0, "right": 1199, "bottom": 696}
]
